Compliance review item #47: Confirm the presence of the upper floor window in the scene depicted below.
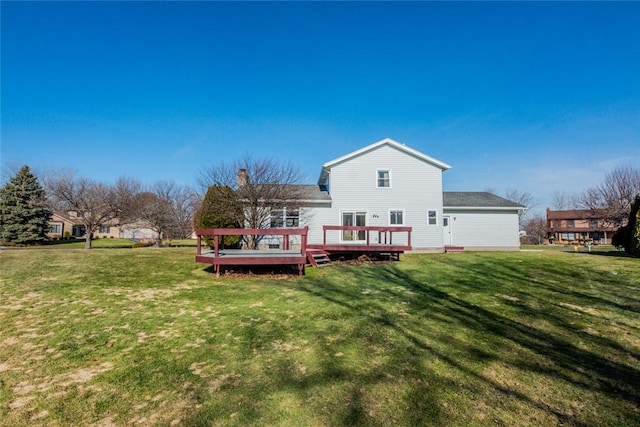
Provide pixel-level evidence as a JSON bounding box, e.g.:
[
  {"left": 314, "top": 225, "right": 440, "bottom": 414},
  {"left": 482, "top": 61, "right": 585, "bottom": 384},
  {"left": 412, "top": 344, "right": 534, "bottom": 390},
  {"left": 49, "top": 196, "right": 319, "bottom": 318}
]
[
  {"left": 377, "top": 170, "right": 390, "bottom": 188},
  {"left": 389, "top": 210, "right": 404, "bottom": 225},
  {"left": 567, "top": 220, "right": 575, "bottom": 228},
  {"left": 427, "top": 210, "right": 438, "bottom": 226},
  {"left": 589, "top": 219, "right": 598, "bottom": 228}
]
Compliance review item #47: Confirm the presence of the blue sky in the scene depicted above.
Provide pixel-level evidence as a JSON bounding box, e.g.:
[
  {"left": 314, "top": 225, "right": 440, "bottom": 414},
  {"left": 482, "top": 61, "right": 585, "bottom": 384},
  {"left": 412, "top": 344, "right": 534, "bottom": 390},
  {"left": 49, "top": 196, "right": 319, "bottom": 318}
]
[{"left": 2, "top": 2, "right": 639, "bottom": 214}]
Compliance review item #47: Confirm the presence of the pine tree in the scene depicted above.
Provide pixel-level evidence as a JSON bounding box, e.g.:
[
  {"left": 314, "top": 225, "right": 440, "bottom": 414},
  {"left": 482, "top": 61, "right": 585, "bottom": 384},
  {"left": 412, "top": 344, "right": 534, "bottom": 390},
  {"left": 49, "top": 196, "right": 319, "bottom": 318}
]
[
  {"left": 625, "top": 195, "right": 640, "bottom": 257},
  {"left": 0, "top": 166, "right": 51, "bottom": 245},
  {"left": 612, "top": 194, "right": 640, "bottom": 257}
]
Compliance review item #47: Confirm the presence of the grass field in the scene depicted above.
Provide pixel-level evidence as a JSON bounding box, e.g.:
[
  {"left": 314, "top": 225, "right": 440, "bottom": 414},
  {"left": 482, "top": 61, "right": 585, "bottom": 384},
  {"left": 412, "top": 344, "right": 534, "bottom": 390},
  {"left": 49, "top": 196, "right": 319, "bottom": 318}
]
[{"left": 1, "top": 248, "right": 638, "bottom": 426}]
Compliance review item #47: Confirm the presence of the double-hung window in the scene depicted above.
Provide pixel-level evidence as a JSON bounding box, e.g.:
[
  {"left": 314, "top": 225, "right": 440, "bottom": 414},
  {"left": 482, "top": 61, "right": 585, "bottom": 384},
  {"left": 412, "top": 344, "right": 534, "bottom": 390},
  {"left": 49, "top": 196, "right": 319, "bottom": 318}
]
[
  {"left": 377, "top": 170, "right": 390, "bottom": 188},
  {"left": 270, "top": 208, "right": 299, "bottom": 228},
  {"left": 427, "top": 210, "right": 438, "bottom": 226},
  {"left": 389, "top": 210, "right": 404, "bottom": 225}
]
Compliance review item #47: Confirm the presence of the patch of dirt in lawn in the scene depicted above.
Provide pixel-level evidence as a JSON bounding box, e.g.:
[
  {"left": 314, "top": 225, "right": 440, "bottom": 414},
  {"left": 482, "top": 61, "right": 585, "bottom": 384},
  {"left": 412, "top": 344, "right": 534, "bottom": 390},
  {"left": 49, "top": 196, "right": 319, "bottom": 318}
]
[
  {"left": 129, "top": 393, "right": 199, "bottom": 426},
  {"left": 9, "top": 396, "right": 35, "bottom": 409},
  {"left": 64, "top": 362, "right": 114, "bottom": 385},
  {"left": 558, "top": 302, "right": 601, "bottom": 316},
  {"left": 0, "top": 291, "right": 44, "bottom": 310},
  {"left": 103, "top": 288, "right": 177, "bottom": 301}
]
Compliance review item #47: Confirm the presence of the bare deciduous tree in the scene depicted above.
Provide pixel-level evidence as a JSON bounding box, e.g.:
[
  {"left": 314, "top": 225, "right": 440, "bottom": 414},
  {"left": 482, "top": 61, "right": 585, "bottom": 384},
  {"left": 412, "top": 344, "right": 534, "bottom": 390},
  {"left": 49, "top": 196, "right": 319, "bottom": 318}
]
[
  {"left": 503, "top": 189, "right": 536, "bottom": 221},
  {"left": 48, "top": 174, "right": 118, "bottom": 249},
  {"left": 522, "top": 214, "right": 549, "bottom": 245},
  {"left": 47, "top": 173, "right": 141, "bottom": 249},
  {"left": 579, "top": 165, "right": 640, "bottom": 227},
  {"left": 133, "top": 181, "right": 199, "bottom": 244},
  {"left": 486, "top": 188, "right": 536, "bottom": 223},
  {"left": 198, "top": 156, "right": 306, "bottom": 249},
  {"left": 551, "top": 191, "right": 581, "bottom": 210},
  {"left": 113, "top": 176, "right": 143, "bottom": 226},
  {"left": 151, "top": 181, "right": 199, "bottom": 240}
]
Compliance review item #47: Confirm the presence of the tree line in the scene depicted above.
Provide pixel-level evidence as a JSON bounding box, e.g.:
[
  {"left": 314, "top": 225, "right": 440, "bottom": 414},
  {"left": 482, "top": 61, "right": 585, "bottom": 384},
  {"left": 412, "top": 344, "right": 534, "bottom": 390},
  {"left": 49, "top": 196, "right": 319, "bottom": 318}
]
[
  {"left": 1, "top": 156, "right": 306, "bottom": 250},
  {"left": 2, "top": 161, "right": 638, "bottom": 255},
  {"left": 0, "top": 166, "right": 200, "bottom": 249}
]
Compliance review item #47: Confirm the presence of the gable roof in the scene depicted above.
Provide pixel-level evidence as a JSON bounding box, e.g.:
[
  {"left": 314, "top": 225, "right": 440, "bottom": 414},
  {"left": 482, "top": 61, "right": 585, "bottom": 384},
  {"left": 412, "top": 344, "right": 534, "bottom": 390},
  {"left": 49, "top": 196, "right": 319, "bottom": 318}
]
[
  {"left": 443, "top": 192, "right": 526, "bottom": 210},
  {"left": 50, "top": 211, "right": 84, "bottom": 224},
  {"left": 318, "top": 138, "right": 451, "bottom": 184}
]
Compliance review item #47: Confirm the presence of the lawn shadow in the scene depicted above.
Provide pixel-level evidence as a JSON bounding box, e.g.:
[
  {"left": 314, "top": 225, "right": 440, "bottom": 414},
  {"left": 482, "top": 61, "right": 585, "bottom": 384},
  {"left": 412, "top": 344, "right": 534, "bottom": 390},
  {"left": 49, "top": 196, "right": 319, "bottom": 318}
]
[{"left": 296, "top": 261, "right": 640, "bottom": 426}]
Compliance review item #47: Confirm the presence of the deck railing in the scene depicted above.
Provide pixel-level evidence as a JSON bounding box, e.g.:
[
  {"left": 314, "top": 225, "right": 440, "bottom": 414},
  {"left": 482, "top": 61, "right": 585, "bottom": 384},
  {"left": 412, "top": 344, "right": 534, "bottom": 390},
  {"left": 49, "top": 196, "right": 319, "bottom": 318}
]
[
  {"left": 195, "top": 227, "right": 309, "bottom": 258},
  {"left": 321, "top": 225, "right": 412, "bottom": 248}
]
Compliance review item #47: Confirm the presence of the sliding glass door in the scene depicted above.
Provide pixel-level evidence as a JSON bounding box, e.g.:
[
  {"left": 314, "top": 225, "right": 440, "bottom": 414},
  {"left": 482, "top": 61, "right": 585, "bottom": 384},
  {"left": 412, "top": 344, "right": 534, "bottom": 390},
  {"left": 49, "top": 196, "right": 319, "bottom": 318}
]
[{"left": 341, "top": 211, "right": 366, "bottom": 241}]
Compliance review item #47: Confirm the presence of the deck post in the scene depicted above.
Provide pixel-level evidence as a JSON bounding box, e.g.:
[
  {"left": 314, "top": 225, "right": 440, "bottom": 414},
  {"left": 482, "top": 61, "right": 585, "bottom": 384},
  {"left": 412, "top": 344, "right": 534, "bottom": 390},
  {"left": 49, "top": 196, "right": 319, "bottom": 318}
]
[
  {"left": 197, "top": 234, "right": 202, "bottom": 256},
  {"left": 214, "top": 234, "right": 219, "bottom": 258},
  {"left": 408, "top": 229, "right": 412, "bottom": 247}
]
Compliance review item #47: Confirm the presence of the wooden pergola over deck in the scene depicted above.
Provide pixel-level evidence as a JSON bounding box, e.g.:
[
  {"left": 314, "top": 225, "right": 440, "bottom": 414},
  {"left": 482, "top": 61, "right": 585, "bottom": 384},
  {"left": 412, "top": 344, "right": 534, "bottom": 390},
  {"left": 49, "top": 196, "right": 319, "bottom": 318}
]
[{"left": 195, "top": 227, "right": 308, "bottom": 277}]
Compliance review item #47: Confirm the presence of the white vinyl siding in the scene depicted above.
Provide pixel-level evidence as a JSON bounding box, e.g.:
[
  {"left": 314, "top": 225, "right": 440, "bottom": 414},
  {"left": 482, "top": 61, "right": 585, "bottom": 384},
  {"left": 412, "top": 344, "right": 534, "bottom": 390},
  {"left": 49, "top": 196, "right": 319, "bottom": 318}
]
[
  {"left": 389, "top": 209, "right": 404, "bottom": 225},
  {"left": 442, "top": 209, "right": 520, "bottom": 248},
  {"left": 377, "top": 169, "right": 391, "bottom": 188},
  {"left": 317, "top": 143, "right": 445, "bottom": 248}
]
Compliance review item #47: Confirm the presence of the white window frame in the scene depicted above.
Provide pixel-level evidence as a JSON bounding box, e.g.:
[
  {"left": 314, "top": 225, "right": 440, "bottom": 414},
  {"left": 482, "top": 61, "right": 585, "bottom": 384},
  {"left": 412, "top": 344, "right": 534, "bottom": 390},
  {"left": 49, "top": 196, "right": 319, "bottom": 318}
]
[
  {"left": 99, "top": 226, "right": 110, "bottom": 234},
  {"left": 270, "top": 208, "right": 300, "bottom": 228},
  {"left": 340, "top": 210, "right": 367, "bottom": 242},
  {"left": 427, "top": 209, "right": 438, "bottom": 226},
  {"left": 376, "top": 169, "right": 391, "bottom": 188},
  {"left": 389, "top": 209, "right": 405, "bottom": 226},
  {"left": 49, "top": 224, "right": 62, "bottom": 234}
]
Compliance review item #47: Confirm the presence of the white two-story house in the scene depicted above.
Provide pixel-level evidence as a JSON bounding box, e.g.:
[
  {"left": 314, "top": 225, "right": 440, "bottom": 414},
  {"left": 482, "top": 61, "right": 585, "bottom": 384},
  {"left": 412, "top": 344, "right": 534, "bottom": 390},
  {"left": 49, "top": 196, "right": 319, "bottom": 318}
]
[{"left": 297, "top": 138, "right": 524, "bottom": 251}]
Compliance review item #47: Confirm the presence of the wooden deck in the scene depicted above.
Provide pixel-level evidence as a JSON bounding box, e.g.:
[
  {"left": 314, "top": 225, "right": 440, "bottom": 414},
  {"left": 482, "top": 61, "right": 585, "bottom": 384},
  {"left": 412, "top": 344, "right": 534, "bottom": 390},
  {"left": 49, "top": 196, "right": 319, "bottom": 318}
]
[
  {"left": 308, "top": 225, "right": 412, "bottom": 257},
  {"left": 195, "top": 228, "right": 308, "bottom": 276},
  {"left": 195, "top": 225, "right": 413, "bottom": 275}
]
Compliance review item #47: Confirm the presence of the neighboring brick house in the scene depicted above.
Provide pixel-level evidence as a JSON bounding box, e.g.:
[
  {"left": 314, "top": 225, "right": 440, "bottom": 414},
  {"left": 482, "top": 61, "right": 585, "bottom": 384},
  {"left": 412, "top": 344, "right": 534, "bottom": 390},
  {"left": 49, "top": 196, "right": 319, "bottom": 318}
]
[{"left": 546, "top": 208, "right": 618, "bottom": 244}]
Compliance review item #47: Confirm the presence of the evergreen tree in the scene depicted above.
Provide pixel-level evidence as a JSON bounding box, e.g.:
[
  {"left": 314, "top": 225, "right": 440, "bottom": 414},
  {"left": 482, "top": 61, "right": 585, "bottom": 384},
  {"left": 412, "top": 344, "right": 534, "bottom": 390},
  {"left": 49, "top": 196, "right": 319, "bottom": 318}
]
[
  {"left": 0, "top": 166, "right": 51, "bottom": 245},
  {"left": 196, "top": 185, "right": 243, "bottom": 248},
  {"left": 612, "top": 194, "right": 640, "bottom": 257},
  {"left": 629, "top": 195, "right": 640, "bottom": 257}
]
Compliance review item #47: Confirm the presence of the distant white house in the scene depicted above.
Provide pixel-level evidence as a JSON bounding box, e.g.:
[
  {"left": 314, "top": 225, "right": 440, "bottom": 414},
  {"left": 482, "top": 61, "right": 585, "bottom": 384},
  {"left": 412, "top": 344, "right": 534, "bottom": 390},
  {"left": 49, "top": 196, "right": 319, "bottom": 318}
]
[{"left": 278, "top": 138, "right": 525, "bottom": 251}]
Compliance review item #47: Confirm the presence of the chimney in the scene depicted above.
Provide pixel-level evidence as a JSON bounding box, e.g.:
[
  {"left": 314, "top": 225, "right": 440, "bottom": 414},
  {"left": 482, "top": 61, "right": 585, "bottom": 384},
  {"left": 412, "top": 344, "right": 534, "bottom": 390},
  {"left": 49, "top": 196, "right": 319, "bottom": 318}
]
[{"left": 237, "top": 169, "right": 248, "bottom": 187}]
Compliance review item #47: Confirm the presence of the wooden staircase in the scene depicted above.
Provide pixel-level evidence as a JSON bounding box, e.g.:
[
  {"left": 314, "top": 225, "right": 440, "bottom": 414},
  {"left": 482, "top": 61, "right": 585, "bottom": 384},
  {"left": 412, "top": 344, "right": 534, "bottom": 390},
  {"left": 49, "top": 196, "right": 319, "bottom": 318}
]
[
  {"left": 307, "top": 250, "right": 332, "bottom": 267},
  {"left": 444, "top": 245, "right": 465, "bottom": 253}
]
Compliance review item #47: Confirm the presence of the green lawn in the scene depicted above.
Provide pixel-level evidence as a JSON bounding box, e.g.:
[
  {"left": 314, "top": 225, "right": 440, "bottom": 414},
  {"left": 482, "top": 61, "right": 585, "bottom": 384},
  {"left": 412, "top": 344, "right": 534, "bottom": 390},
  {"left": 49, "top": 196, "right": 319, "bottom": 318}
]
[
  {"left": 1, "top": 248, "right": 638, "bottom": 426},
  {"left": 35, "top": 238, "right": 138, "bottom": 249}
]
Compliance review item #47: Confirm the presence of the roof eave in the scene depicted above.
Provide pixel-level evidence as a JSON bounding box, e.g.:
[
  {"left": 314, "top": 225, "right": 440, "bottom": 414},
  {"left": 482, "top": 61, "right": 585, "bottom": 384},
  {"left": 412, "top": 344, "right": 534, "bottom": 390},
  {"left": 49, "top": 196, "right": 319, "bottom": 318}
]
[
  {"left": 444, "top": 206, "right": 526, "bottom": 211},
  {"left": 322, "top": 138, "right": 452, "bottom": 171}
]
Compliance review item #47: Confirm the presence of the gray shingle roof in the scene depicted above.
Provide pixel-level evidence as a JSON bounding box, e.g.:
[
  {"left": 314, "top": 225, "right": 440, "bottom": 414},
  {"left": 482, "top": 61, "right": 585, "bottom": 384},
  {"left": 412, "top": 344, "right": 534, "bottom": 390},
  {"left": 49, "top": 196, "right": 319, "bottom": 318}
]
[
  {"left": 290, "top": 184, "right": 332, "bottom": 201},
  {"left": 443, "top": 192, "right": 525, "bottom": 208}
]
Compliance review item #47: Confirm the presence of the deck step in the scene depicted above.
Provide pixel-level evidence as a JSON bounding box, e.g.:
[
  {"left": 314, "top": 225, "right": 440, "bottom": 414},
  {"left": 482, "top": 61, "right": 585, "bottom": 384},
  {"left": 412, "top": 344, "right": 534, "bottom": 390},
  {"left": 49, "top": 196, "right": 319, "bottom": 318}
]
[
  {"left": 444, "top": 245, "right": 465, "bottom": 253},
  {"left": 307, "top": 250, "right": 332, "bottom": 267}
]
